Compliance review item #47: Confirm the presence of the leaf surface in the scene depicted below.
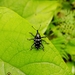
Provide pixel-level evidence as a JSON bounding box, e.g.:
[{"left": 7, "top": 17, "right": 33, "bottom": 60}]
[
  {"left": 0, "top": 0, "right": 59, "bottom": 31},
  {"left": 0, "top": 7, "right": 72, "bottom": 75}
]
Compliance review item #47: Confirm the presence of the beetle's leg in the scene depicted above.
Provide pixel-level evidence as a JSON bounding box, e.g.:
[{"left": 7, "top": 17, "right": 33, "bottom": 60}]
[
  {"left": 27, "top": 38, "right": 34, "bottom": 40},
  {"left": 29, "top": 32, "right": 35, "bottom": 37},
  {"left": 42, "top": 40, "right": 49, "bottom": 44},
  {"left": 30, "top": 43, "right": 35, "bottom": 50},
  {"left": 41, "top": 36, "right": 46, "bottom": 38},
  {"left": 41, "top": 44, "right": 44, "bottom": 51}
]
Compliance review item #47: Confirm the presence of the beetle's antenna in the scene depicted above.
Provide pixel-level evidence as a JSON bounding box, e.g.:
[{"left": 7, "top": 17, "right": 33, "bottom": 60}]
[
  {"left": 38, "top": 25, "right": 41, "bottom": 30},
  {"left": 32, "top": 26, "right": 36, "bottom": 30},
  {"left": 32, "top": 25, "right": 41, "bottom": 30}
]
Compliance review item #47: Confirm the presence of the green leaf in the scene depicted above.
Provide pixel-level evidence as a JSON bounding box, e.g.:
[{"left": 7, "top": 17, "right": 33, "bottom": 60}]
[
  {"left": 67, "top": 62, "right": 75, "bottom": 75},
  {"left": 65, "top": 39, "right": 75, "bottom": 55},
  {"left": 0, "top": 7, "right": 72, "bottom": 75},
  {"left": 0, "top": 59, "right": 25, "bottom": 75},
  {"left": 0, "top": 0, "right": 59, "bottom": 31},
  {"left": 51, "top": 37, "right": 69, "bottom": 60}
]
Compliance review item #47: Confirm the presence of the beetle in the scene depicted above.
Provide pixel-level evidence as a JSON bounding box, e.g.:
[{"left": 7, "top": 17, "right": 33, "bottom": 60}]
[{"left": 28, "top": 26, "right": 48, "bottom": 51}]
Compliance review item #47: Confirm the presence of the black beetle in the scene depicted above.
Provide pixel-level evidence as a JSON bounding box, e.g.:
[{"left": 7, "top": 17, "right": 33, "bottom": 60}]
[{"left": 28, "top": 26, "right": 48, "bottom": 51}]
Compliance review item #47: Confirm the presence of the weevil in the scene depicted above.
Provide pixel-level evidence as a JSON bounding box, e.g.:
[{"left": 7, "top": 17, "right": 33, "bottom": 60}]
[{"left": 28, "top": 26, "right": 48, "bottom": 51}]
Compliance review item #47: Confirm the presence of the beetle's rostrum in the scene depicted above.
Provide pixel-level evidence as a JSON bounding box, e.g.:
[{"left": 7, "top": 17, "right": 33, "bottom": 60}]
[{"left": 28, "top": 26, "right": 48, "bottom": 51}]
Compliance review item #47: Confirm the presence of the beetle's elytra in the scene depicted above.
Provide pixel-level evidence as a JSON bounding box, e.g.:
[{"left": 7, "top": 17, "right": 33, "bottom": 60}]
[{"left": 28, "top": 26, "right": 48, "bottom": 51}]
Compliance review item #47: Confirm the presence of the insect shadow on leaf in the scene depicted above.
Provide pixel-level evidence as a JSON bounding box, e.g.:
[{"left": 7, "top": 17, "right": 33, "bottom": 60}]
[{"left": 28, "top": 25, "right": 49, "bottom": 51}]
